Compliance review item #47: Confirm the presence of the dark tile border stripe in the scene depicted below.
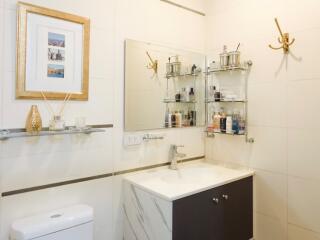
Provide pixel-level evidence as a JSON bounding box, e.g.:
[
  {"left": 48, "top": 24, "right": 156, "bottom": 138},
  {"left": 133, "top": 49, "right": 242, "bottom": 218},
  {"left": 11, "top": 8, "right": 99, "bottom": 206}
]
[
  {"left": 1, "top": 156, "right": 204, "bottom": 197},
  {"left": 160, "top": 0, "right": 205, "bottom": 16}
]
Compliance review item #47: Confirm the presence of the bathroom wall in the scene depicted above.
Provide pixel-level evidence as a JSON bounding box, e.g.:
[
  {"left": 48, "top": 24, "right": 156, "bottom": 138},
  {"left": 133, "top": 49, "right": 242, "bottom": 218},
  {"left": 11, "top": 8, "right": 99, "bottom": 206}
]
[
  {"left": 0, "top": 0, "right": 205, "bottom": 239},
  {"left": 205, "top": 0, "right": 320, "bottom": 239}
]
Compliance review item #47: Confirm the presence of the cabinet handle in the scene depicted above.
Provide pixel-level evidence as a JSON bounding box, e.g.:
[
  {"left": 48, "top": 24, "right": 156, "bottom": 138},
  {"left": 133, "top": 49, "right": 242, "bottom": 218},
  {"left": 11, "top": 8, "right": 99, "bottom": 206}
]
[
  {"left": 222, "top": 194, "right": 229, "bottom": 200},
  {"left": 212, "top": 198, "right": 219, "bottom": 204}
]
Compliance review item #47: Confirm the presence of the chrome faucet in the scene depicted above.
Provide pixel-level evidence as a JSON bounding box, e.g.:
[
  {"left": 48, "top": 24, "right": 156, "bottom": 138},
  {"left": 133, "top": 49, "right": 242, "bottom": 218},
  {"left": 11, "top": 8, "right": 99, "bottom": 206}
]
[{"left": 169, "top": 144, "right": 186, "bottom": 170}]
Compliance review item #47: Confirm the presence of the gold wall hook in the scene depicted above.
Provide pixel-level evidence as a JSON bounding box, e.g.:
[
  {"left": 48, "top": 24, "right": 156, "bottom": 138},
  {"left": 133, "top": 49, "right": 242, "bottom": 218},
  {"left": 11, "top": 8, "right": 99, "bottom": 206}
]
[
  {"left": 146, "top": 51, "right": 158, "bottom": 74},
  {"left": 269, "top": 18, "right": 295, "bottom": 53}
]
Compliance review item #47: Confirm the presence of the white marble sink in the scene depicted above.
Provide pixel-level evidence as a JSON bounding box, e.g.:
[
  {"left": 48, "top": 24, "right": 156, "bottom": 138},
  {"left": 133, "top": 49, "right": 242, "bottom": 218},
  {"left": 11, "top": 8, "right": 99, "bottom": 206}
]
[{"left": 124, "top": 160, "right": 254, "bottom": 201}]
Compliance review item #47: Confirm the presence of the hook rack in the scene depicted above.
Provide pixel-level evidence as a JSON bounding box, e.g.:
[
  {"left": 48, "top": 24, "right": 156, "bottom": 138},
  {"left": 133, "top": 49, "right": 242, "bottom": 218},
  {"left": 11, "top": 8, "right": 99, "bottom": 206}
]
[
  {"left": 269, "top": 18, "right": 295, "bottom": 53},
  {"left": 146, "top": 51, "right": 158, "bottom": 74}
]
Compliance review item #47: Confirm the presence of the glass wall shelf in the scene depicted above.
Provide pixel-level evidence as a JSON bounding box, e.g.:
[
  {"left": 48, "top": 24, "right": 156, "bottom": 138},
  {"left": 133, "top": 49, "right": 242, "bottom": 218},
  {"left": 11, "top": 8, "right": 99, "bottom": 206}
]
[
  {"left": 0, "top": 126, "right": 108, "bottom": 141},
  {"left": 206, "top": 61, "right": 253, "bottom": 74},
  {"left": 205, "top": 59, "right": 254, "bottom": 143},
  {"left": 205, "top": 99, "right": 246, "bottom": 103},
  {"left": 205, "top": 130, "right": 246, "bottom": 137}
]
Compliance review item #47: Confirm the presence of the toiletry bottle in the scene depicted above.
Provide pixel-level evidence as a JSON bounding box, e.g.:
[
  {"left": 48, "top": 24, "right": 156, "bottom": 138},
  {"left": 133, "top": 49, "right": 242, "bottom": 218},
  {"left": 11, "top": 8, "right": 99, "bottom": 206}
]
[
  {"left": 214, "top": 87, "right": 221, "bottom": 102},
  {"left": 185, "top": 87, "right": 190, "bottom": 102},
  {"left": 181, "top": 87, "right": 187, "bottom": 102},
  {"left": 213, "top": 111, "right": 221, "bottom": 133},
  {"left": 232, "top": 110, "right": 240, "bottom": 134},
  {"left": 165, "top": 110, "right": 169, "bottom": 128},
  {"left": 176, "top": 111, "right": 182, "bottom": 128},
  {"left": 207, "top": 108, "right": 214, "bottom": 131},
  {"left": 191, "top": 64, "right": 197, "bottom": 74},
  {"left": 190, "top": 110, "right": 196, "bottom": 126},
  {"left": 189, "top": 88, "right": 195, "bottom": 102},
  {"left": 220, "top": 108, "right": 226, "bottom": 133},
  {"left": 239, "top": 115, "right": 246, "bottom": 135},
  {"left": 175, "top": 90, "right": 181, "bottom": 102},
  {"left": 171, "top": 112, "right": 176, "bottom": 128},
  {"left": 184, "top": 113, "right": 189, "bottom": 127},
  {"left": 226, "top": 111, "right": 233, "bottom": 134},
  {"left": 168, "top": 112, "right": 172, "bottom": 128}
]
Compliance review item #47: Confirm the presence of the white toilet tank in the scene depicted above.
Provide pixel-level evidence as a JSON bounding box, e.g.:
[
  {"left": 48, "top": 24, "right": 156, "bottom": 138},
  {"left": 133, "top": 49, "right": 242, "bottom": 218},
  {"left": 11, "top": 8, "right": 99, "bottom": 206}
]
[{"left": 10, "top": 204, "right": 94, "bottom": 240}]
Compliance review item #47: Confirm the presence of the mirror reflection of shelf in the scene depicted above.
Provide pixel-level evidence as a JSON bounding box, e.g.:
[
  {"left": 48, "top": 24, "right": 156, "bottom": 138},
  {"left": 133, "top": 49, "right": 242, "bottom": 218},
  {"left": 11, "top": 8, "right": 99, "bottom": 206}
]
[
  {"left": 164, "top": 125, "right": 199, "bottom": 129},
  {"left": 164, "top": 99, "right": 197, "bottom": 104},
  {"left": 165, "top": 72, "right": 200, "bottom": 79}
]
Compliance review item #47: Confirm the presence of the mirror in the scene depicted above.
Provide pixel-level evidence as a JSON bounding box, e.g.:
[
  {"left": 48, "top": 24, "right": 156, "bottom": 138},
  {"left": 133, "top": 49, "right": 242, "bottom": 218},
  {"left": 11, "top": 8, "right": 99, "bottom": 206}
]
[{"left": 124, "top": 39, "right": 205, "bottom": 131}]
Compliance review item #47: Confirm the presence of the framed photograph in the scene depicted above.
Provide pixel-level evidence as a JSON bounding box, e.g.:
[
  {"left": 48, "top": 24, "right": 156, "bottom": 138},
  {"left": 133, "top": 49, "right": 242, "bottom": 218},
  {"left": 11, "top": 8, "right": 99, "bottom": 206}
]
[{"left": 16, "top": 2, "right": 90, "bottom": 100}]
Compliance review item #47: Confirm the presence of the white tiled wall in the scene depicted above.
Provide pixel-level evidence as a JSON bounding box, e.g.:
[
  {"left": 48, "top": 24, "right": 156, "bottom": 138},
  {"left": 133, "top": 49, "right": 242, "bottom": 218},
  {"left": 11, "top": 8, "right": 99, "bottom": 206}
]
[
  {"left": 205, "top": 0, "right": 320, "bottom": 239},
  {"left": 0, "top": 0, "right": 206, "bottom": 240}
]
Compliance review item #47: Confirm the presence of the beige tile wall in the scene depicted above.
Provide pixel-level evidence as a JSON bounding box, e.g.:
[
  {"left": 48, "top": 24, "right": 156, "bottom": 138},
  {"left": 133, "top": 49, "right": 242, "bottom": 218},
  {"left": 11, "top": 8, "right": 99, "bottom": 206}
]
[
  {"left": 0, "top": 0, "right": 206, "bottom": 239},
  {"left": 205, "top": 0, "right": 320, "bottom": 239}
]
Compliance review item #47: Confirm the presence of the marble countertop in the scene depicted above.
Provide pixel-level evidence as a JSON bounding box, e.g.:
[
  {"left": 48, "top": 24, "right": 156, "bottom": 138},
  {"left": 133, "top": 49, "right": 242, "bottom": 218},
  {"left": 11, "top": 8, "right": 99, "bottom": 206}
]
[{"left": 123, "top": 160, "right": 255, "bottom": 201}]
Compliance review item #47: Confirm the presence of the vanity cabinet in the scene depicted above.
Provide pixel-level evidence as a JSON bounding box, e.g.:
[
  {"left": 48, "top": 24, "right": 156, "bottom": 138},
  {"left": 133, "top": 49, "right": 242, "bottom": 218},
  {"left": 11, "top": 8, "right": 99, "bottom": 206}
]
[{"left": 172, "top": 177, "right": 253, "bottom": 240}]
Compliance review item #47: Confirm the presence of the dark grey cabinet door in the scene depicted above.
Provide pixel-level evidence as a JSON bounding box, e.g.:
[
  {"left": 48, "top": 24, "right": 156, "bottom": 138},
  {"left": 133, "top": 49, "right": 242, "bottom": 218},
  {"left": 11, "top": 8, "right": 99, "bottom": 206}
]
[
  {"left": 172, "top": 177, "right": 253, "bottom": 240},
  {"left": 222, "top": 177, "right": 253, "bottom": 240},
  {"left": 173, "top": 185, "right": 224, "bottom": 240}
]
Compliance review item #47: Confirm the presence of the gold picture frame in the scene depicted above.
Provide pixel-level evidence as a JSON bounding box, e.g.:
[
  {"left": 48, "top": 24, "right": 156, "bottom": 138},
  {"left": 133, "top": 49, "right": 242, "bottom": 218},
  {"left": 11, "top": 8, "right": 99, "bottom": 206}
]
[{"left": 16, "top": 2, "right": 90, "bottom": 100}]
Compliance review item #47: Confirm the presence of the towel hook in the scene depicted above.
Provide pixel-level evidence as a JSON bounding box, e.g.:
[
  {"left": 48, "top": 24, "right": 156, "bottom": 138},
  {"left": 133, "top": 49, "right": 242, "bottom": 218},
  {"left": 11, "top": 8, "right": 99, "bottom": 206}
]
[
  {"left": 269, "top": 18, "right": 295, "bottom": 53},
  {"left": 146, "top": 51, "right": 158, "bottom": 74}
]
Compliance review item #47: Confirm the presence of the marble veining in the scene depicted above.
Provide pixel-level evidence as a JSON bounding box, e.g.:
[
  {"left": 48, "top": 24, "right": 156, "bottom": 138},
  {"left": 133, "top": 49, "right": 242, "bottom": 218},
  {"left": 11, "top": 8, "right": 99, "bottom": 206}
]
[{"left": 123, "top": 181, "right": 172, "bottom": 240}]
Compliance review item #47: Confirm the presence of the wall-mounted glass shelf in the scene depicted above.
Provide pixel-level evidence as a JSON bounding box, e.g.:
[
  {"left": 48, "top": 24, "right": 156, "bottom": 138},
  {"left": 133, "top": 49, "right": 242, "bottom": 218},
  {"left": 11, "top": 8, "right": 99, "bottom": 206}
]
[
  {"left": 207, "top": 66, "right": 248, "bottom": 74},
  {"left": 163, "top": 99, "right": 197, "bottom": 104},
  {"left": 205, "top": 130, "right": 245, "bottom": 138},
  {"left": 0, "top": 126, "right": 108, "bottom": 141},
  {"left": 205, "top": 59, "right": 254, "bottom": 143},
  {"left": 205, "top": 99, "right": 246, "bottom": 103},
  {"left": 206, "top": 61, "right": 253, "bottom": 74},
  {"left": 165, "top": 72, "right": 200, "bottom": 79}
]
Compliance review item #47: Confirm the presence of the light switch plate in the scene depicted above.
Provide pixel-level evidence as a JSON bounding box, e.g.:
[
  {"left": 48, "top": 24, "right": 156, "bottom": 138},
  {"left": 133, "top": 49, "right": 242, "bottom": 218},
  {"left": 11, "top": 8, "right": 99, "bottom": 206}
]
[{"left": 123, "top": 134, "right": 143, "bottom": 146}]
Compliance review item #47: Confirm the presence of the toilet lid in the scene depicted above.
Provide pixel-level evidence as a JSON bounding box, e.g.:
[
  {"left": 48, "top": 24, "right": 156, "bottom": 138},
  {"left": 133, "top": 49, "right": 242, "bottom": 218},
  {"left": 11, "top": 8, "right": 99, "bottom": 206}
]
[{"left": 10, "top": 205, "right": 93, "bottom": 240}]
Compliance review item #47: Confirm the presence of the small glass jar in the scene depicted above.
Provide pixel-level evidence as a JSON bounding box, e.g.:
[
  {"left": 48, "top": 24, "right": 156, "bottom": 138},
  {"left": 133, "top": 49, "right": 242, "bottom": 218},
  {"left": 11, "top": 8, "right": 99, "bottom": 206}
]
[{"left": 49, "top": 116, "right": 65, "bottom": 131}]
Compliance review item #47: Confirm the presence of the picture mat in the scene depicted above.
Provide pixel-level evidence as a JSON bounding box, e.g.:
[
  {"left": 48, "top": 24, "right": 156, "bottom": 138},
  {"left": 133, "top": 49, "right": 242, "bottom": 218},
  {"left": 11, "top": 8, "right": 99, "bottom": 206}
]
[{"left": 26, "top": 13, "right": 84, "bottom": 93}]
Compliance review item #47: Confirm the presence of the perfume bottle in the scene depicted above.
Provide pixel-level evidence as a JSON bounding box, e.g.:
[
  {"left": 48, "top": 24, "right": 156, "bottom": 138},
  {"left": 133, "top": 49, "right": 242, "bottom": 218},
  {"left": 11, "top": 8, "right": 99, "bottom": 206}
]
[
  {"left": 189, "top": 88, "right": 195, "bottom": 102},
  {"left": 181, "top": 88, "right": 187, "bottom": 102},
  {"left": 175, "top": 91, "right": 181, "bottom": 102}
]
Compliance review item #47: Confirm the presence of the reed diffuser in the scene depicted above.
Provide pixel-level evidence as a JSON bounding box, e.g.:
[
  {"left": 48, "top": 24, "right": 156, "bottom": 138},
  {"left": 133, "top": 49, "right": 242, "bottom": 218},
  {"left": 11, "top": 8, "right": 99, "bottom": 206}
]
[{"left": 41, "top": 92, "right": 72, "bottom": 131}]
